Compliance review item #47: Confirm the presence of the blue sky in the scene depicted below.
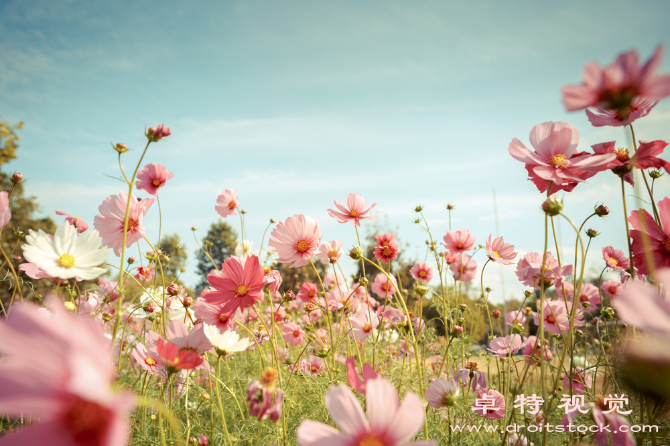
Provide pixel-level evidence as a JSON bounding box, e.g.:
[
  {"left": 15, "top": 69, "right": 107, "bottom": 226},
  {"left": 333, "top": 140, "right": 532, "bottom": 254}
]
[{"left": 2, "top": 0, "right": 669, "bottom": 302}]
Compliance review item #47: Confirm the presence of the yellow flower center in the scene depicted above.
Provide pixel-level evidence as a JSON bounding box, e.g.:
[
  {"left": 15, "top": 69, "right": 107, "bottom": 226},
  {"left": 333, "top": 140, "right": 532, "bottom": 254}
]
[
  {"left": 328, "top": 250, "right": 338, "bottom": 258},
  {"left": 418, "top": 270, "right": 427, "bottom": 277},
  {"left": 145, "top": 357, "right": 156, "bottom": 366},
  {"left": 263, "top": 267, "right": 272, "bottom": 275},
  {"left": 492, "top": 250, "right": 501, "bottom": 258},
  {"left": 614, "top": 148, "right": 630, "bottom": 163},
  {"left": 228, "top": 201, "right": 237, "bottom": 209},
  {"left": 58, "top": 253, "right": 76, "bottom": 268},
  {"left": 363, "top": 324, "right": 372, "bottom": 333},
  {"left": 296, "top": 239, "right": 309, "bottom": 253},
  {"left": 350, "top": 209, "right": 358, "bottom": 217},
  {"left": 358, "top": 436, "right": 385, "bottom": 446},
  {"left": 218, "top": 313, "right": 229, "bottom": 323},
  {"left": 550, "top": 154, "right": 568, "bottom": 168},
  {"left": 152, "top": 179, "right": 161, "bottom": 187},
  {"left": 609, "top": 257, "right": 618, "bottom": 266},
  {"left": 236, "top": 284, "right": 250, "bottom": 296}
]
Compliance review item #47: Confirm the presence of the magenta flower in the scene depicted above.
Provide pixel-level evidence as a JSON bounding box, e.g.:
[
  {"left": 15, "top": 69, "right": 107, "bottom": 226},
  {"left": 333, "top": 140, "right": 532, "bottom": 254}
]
[
  {"left": 156, "top": 337, "right": 204, "bottom": 374},
  {"left": 282, "top": 321, "right": 306, "bottom": 346},
  {"left": 485, "top": 235, "right": 517, "bottom": 265},
  {"left": 136, "top": 163, "right": 174, "bottom": 197},
  {"left": 297, "top": 282, "right": 318, "bottom": 302},
  {"left": 562, "top": 45, "right": 670, "bottom": 125},
  {"left": 296, "top": 377, "right": 434, "bottom": 446},
  {"left": 93, "top": 191, "right": 154, "bottom": 256},
  {"left": 268, "top": 214, "right": 322, "bottom": 268},
  {"left": 374, "top": 239, "right": 399, "bottom": 263},
  {"left": 488, "top": 334, "right": 524, "bottom": 358},
  {"left": 345, "top": 357, "right": 378, "bottom": 394},
  {"left": 424, "top": 378, "right": 460, "bottom": 408},
  {"left": 247, "top": 369, "right": 284, "bottom": 423},
  {"left": 349, "top": 309, "right": 379, "bottom": 340},
  {"left": 146, "top": 123, "right": 171, "bottom": 142},
  {"left": 450, "top": 254, "right": 477, "bottom": 282},
  {"left": 316, "top": 239, "right": 344, "bottom": 264},
  {"left": 0, "top": 302, "right": 134, "bottom": 445},
  {"left": 214, "top": 189, "right": 240, "bottom": 218},
  {"left": 628, "top": 197, "right": 670, "bottom": 275},
  {"left": 55, "top": 210, "right": 88, "bottom": 233},
  {"left": 0, "top": 191, "right": 11, "bottom": 228},
  {"left": 472, "top": 388, "right": 505, "bottom": 420},
  {"left": 509, "top": 122, "right": 615, "bottom": 190},
  {"left": 602, "top": 246, "right": 630, "bottom": 271},
  {"left": 371, "top": 273, "right": 398, "bottom": 299},
  {"left": 205, "top": 255, "right": 265, "bottom": 316},
  {"left": 327, "top": 193, "right": 377, "bottom": 226},
  {"left": 442, "top": 229, "right": 475, "bottom": 253},
  {"left": 612, "top": 268, "right": 670, "bottom": 336},
  {"left": 374, "top": 233, "right": 395, "bottom": 246},
  {"left": 410, "top": 261, "right": 434, "bottom": 282}
]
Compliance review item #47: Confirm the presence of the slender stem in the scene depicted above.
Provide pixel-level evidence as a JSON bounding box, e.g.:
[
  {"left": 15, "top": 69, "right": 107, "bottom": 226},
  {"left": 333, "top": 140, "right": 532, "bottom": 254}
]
[{"left": 620, "top": 177, "right": 635, "bottom": 278}]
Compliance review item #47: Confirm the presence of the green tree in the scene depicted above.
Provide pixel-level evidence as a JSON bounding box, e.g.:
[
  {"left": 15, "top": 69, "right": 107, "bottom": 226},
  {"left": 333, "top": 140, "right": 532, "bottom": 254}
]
[
  {"left": 156, "top": 233, "right": 189, "bottom": 290},
  {"left": 194, "top": 220, "right": 238, "bottom": 292}
]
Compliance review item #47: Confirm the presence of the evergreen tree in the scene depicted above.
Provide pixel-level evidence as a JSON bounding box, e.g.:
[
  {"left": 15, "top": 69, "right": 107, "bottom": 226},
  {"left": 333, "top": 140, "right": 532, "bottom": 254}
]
[{"left": 194, "top": 220, "right": 238, "bottom": 292}]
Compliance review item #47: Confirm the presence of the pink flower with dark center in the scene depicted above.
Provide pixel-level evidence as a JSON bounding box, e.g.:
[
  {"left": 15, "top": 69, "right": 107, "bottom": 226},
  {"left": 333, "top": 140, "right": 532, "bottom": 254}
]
[
  {"left": 612, "top": 268, "right": 670, "bottom": 336},
  {"left": 572, "top": 283, "right": 601, "bottom": 312},
  {"left": 488, "top": 334, "right": 524, "bottom": 358},
  {"left": 374, "top": 233, "right": 395, "bottom": 247},
  {"left": 93, "top": 191, "right": 154, "bottom": 256},
  {"left": 296, "top": 377, "right": 433, "bottom": 446},
  {"left": 55, "top": 210, "right": 88, "bottom": 233},
  {"left": 146, "top": 124, "right": 171, "bottom": 142},
  {"left": 214, "top": 189, "right": 240, "bottom": 218},
  {"left": 450, "top": 254, "right": 477, "bottom": 282},
  {"left": 136, "top": 163, "right": 174, "bottom": 197},
  {"left": 562, "top": 367, "right": 592, "bottom": 394},
  {"left": 297, "top": 282, "right": 318, "bottom": 302},
  {"left": 268, "top": 214, "right": 322, "bottom": 268},
  {"left": 442, "top": 229, "right": 475, "bottom": 253},
  {"left": 304, "top": 356, "right": 325, "bottom": 376},
  {"left": 349, "top": 310, "right": 379, "bottom": 340},
  {"left": 0, "top": 191, "right": 10, "bottom": 228},
  {"left": 371, "top": 273, "right": 398, "bottom": 299},
  {"left": 443, "top": 251, "right": 458, "bottom": 264},
  {"left": 316, "top": 240, "right": 344, "bottom": 264},
  {"left": 134, "top": 263, "right": 155, "bottom": 282},
  {"left": 592, "top": 140, "right": 670, "bottom": 185},
  {"left": 508, "top": 122, "right": 615, "bottom": 189},
  {"left": 472, "top": 388, "right": 505, "bottom": 420},
  {"left": 522, "top": 335, "right": 553, "bottom": 365},
  {"left": 0, "top": 302, "right": 135, "bottom": 445},
  {"left": 410, "top": 261, "right": 434, "bottom": 282},
  {"left": 374, "top": 240, "right": 399, "bottom": 263},
  {"left": 601, "top": 279, "right": 622, "bottom": 298},
  {"left": 327, "top": 193, "right": 377, "bottom": 226},
  {"left": 345, "top": 357, "right": 378, "bottom": 394},
  {"left": 504, "top": 310, "right": 527, "bottom": 327},
  {"left": 282, "top": 321, "right": 305, "bottom": 346},
  {"left": 425, "top": 377, "right": 460, "bottom": 408},
  {"left": 533, "top": 299, "right": 570, "bottom": 335},
  {"left": 562, "top": 397, "right": 635, "bottom": 446},
  {"left": 163, "top": 319, "right": 213, "bottom": 355},
  {"left": 562, "top": 45, "right": 670, "bottom": 123},
  {"left": 586, "top": 96, "right": 656, "bottom": 127},
  {"left": 602, "top": 246, "right": 630, "bottom": 271},
  {"left": 485, "top": 235, "right": 517, "bottom": 265},
  {"left": 628, "top": 197, "right": 670, "bottom": 275},
  {"left": 205, "top": 255, "right": 265, "bottom": 316},
  {"left": 195, "top": 300, "right": 238, "bottom": 332},
  {"left": 523, "top": 150, "right": 601, "bottom": 195}
]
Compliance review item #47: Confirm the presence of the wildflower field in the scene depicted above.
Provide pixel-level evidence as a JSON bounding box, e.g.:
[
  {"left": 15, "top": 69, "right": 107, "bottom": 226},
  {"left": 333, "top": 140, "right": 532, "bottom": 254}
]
[{"left": 2, "top": 36, "right": 670, "bottom": 446}]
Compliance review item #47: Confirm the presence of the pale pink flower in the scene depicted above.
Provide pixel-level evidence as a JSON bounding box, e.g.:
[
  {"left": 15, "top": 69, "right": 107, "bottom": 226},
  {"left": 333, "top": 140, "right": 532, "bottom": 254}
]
[
  {"left": 136, "top": 163, "right": 174, "bottom": 197},
  {"left": 488, "top": 334, "right": 524, "bottom": 358},
  {"left": 297, "top": 282, "right": 318, "bottom": 302},
  {"left": 134, "top": 263, "right": 155, "bottom": 282},
  {"left": 562, "top": 398, "right": 635, "bottom": 446},
  {"left": 508, "top": 122, "right": 615, "bottom": 188},
  {"left": 612, "top": 268, "right": 670, "bottom": 336},
  {"left": 162, "top": 319, "right": 213, "bottom": 355},
  {"left": 349, "top": 310, "right": 379, "bottom": 340},
  {"left": 205, "top": 255, "right": 265, "bottom": 316},
  {"left": 443, "top": 251, "right": 458, "bottom": 264},
  {"left": 316, "top": 240, "right": 344, "bottom": 264},
  {"left": 450, "top": 254, "right": 477, "bottom": 282},
  {"left": 601, "top": 279, "right": 622, "bottom": 298},
  {"left": 603, "top": 246, "right": 630, "bottom": 270},
  {"left": 472, "top": 388, "right": 505, "bottom": 420},
  {"left": 533, "top": 299, "right": 570, "bottom": 335},
  {"left": 0, "top": 191, "right": 10, "bottom": 228},
  {"left": 371, "top": 273, "right": 398, "bottom": 299},
  {"left": 282, "top": 321, "right": 305, "bottom": 347},
  {"left": 193, "top": 299, "right": 238, "bottom": 332},
  {"left": 99, "top": 277, "right": 119, "bottom": 301},
  {"left": 425, "top": 378, "right": 460, "bottom": 408},
  {"left": 268, "top": 214, "right": 322, "bottom": 268},
  {"left": 296, "top": 377, "right": 434, "bottom": 446},
  {"left": 455, "top": 365, "right": 487, "bottom": 391},
  {"left": 485, "top": 235, "right": 517, "bottom": 265},
  {"left": 132, "top": 343, "right": 164, "bottom": 376},
  {"left": 628, "top": 197, "right": 670, "bottom": 275},
  {"left": 323, "top": 271, "right": 347, "bottom": 289},
  {"left": 561, "top": 45, "right": 670, "bottom": 124},
  {"left": 345, "top": 357, "right": 378, "bottom": 394},
  {"left": 504, "top": 309, "right": 527, "bottom": 327},
  {"left": 515, "top": 251, "right": 572, "bottom": 288},
  {"left": 327, "top": 193, "right": 377, "bottom": 226},
  {"left": 442, "top": 229, "right": 475, "bottom": 253},
  {"left": 304, "top": 356, "right": 325, "bottom": 376},
  {"left": 55, "top": 210, "right": 88, "bottom": 233},
  {"left": 573, "top": 283, "right": 601, "bottom": 312},
  {"left": 410, "top": 261, "right": 433, "bottom": 282},
  {"left": 19, "top": 261, "right": 51, "bottom": 279},
  {"left": 587, "top": 96, "right": 656, "bottom": 127},
  {"left": 93, "top": 191, "right": 154, "bottom": 256},
  {"left": 262, "top": 268, "right": 282, "bottom": 296},
  {"left": 522, "top": 335, "right": 553, "bottom": 365},
  {"left": 214, "top": 189, "right": 239, "bottom": 218},
  {"left": 0, "top": 302, "right": 134, "bottom": 445}
]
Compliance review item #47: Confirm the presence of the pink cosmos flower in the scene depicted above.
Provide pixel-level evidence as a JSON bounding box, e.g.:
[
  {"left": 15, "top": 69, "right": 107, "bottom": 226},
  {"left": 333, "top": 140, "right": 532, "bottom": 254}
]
[
  {"left": 19, "top": 261, "right": 52, "bottom": 279},
  {"left": 488, "top": 334, "right": 524, "bottom": 358},
  {"left": 504, "top": 310, "right": 527, "bottom": 327},
  {"left": 586, "top": 96, "right": 656, "bottom": 127},
  {"left": 628, "top": 197, "right": 670, "bottom": 275},
  {"left": 268, "top": 214, "right": 322, "bottom": 268},
  {"left": 93, "top": 191, "right": 154, "bottom": 256},
  {"left": 247, "top": 377, "right": 284, "bottom": 423},
  {"left": 374, "top": 240, "right": 399, "bottom": 263},
  {"left": 345, "top": 357, "right": 378, "bottom": 394},
  {"left": 508, "top": 122, "right": 615, "bottom": 190},
  {"left": 572, "top": 283, "right": 601, "bottom": 312},
  {"left": 0, "top": 302, "right": 134, "bottom": 445},
  {"left": 374, "top": 233, "right": 395, "bottom": 247},
  {"left": 485, "top": 235, "right": 517, "bottom": 265},
  {"left": 316, "top": 240, "right": 344, "bottom": 264},
  {"left": 522, "top": 335, "right": 553, "bottom": 365},
  {"left": 472, "top": 388, "right": 505, "bottom": 420},
  {"left": 327, "top": 193, "right": 377, "bottom": 226},
  {"left": 132, "top": 343, "right": 164, "bottom": 376},
  {"left": 450, "top": 254, "right": 477, "bottom": 282},
  {"left": 602, "top": 246, "right": 630, "bottom": 270},
  {"left": 443, "top": 251, "right": 458, "bottom": 264},
  {"left": 134, "top": 263, "right": 155, "bottom": 282},
  {"left": 592, "top": 140, "right": 670, "bottom": 185},
  {"left": 601, "top": 279, "right": 622, "bottom": 298},
  {"left": 323, "top": 271, "right": 347, "bottom": 289},
  {"left": 612, "top": 268, "right": 670, "bottom": 336},
  {"left": 304, "top": 356, "right": 326, "bottom": 376},
  {"left": 515, "top": 251, "right": 572, "bottom": 288},
  {"left": 146, "top": 124, "right": 171, "bottom": 142},
  {"left": 99, "top": 277, "right": 119, "bottom": 301},
  {"left": 136, "top": 163, "right": 174, "bottom": 197},
  {"left": 262, "top": 267, "right": 282, "bottom": 296},
  {"left": 561, "top": 45, "right": 670, "bottom": 123},
  {"left": 562, "top": 367, "right": 592, "bottom": 394},
  {"left": 442, "top": 229, "right": 475, "bottom": 253},
  {"left": 0, "top": 191, "right": 11, "bottom": 228},
  {"left": 455, "top": 364, "right": 487, "bottom": 391},
  {"left": 349, "top": 309, "right": 379, "bottom": 340},
  {"left": 163, "top": 319, "right": 213, "bottom": 355},
  {"left": 214, "top": 189, "right": 240, "bottom": 218},
  {"left": 533, "top": 299, "right": 570, "bottom": 335},
  {"left": 424, "top": 378, "right": 460, "bottom": 408},
  {"left": 205, "top": 255, "right": 265, "bottom": 316},
  {"left": 371, "top": 273, "right": 398, "bottom": 299},
  {"left": 55, "top": 210, "right": 88, "bottom": 233},
  {"left": 156, "top": 337, "right": 204, "bottom": 373},
  {"left": 282, "top": 321, "right": 306, "bottom": 347},
  {"left": 296, "top": 377, "right": 434, "bottom": 446},
  {"left": 297, "top": 282, "right": 318, "bottom": 302},
  {"left": 410, "top": 261, "right": 433, "bottom": 282}
]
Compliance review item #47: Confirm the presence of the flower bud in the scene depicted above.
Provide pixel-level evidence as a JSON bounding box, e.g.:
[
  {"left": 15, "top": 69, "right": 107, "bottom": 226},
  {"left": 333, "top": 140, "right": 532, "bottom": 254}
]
[
  {"left": 601, "top": 307, "right": 616, "bottom": 321},
  {"left": 182, "top": 296, "right": 194, "bottom": 308},
  {"left": 542, "top": 196, "right": 563, "bottom": 216},
  {"left": 358, "top": 277, "right": 369, "bottom": 287},
  {"left": 270, "top": 218, "right": 276, "bottom": 224},
  {"left": 167, "top": 283, "right": 180, "bottom": 296},
  {"left": 112, "top": 143, "right": 128, "bottom": 153},
  {"left": 11, "top": 172, "right": 23, "bottom": 183},
  {"left": 414, "top": 284, "right": 429, "bottom": 296},
  {"left": 102, "top": 312, "right": 114, "bottom": 322},
  {"left": 414, "top": 218, "right": 420, "bottom": 224},
  {"left": 145, "top": 124, "right": 171, "bottom": 142},
  {"left": 14, "top": 229, "right": 24, "bottom": 238},
  {"left": 12, "top": 256, "right": 21, "bottom": 263},
  {"left": 594, "top": 204, "right": 610, "bottom": 217},
  {"left": 127, "top": 256, "right": 136, "bottom": 264},
  {"left": 445, "top": 203, "right": 455, "bottom": 210},
  {"left": 585, "top": 228, "right": 599, "bottom": 238},
  {"left": 189, "top": 437, "right": 197, "bottom": 445},
  {"left": 241, "top": 209, "right": 247, "bottom": 214},
  {"left": 458, "top": 303, "right": 468, "bottom": 311},
  {"left": 451, "top": 325, "right": 463, "bottom": 337},
  {"left": 200, "top": 392, "right": 211, "bottom": 401},
  {"left": 285, "top": 290, "right": 295, "bottom": 301},
  {"left": 145, "top": 251, "right": 157, "bottom": 261},
  {"left": 349, "top": 246, "right": 364, "bottom": 260},
  {"left": 64, "top": 301, "right": 76, "bottom": 311},
  {"left": 414, "top": 205, "right": 423, "bottom": 212},
  {"left": 511, "top": 323, "right": 524, "bottom": 334},
  {"left": 524, "top": 290, "right": 533, "bottom": 298},
  {"left": 492, "top": 310, "right": 500, "bottom": 319},
  {"left": 649, "top": 170, "right": 662, "bottom": 179},
  {"left": 180, "top": 267, "right": 186, "bottom": 273},
  {"left": 191, "top": 226, "right": 197, "bottom": 231},
  {"left": 485, "top": 286, "right": 491, "bottom": 293},
  {"left": 457, "top": 317, "right": 465, "bottom": 324}
]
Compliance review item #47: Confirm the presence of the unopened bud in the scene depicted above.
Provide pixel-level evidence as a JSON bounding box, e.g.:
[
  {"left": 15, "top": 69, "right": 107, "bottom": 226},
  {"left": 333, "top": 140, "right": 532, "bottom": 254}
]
[
  {"left": 180, "top": 267, "right": 186, "bottom": 273},
  {"left": 485, "top": 287, "right": 491, "bottom": 293},
  {"left": 14, "top": 229, "right": 24, "bottom": 238},
  {"left": 285, "top": 290, "right": 295, "bottom": 301},
  {"left": 200, "top": 392, "right": 210, "bottom": 401},
  {"left": 649, "top": 170, "right": 662, "bottom": 179},
  {"left": 145, "top": 124, "right": 171, "bottom": 142},
  {"left": 241, "top": 209, "right": 247, "bottom": 214},
  {"left": 594, "top": 204, "right": 610, "bottom": 217},
  {"left": 12, "top": 256, "right": 21, "bottom": 263},
  {"left": 511, "top": 323, "right": 524, "bottom": 334},
  {"left": 127, "top": 256, "right": 136, "bottom": 264},
  {"left": 492, "top": 310, "right": 500, "bottom": 319},
  {"left": 542, "top": 196, "right": 563, "bottom": 216},
  {"left": 414, "top": 284, "right": 429, "bottom": 296},
  {"left": 358, "top": 277, "right": 369, "bottom": 287},
  {"left": 349, "top": 246, "right": 363, "bottom": 260},
  {"left": 167, "top": 283, "right": 180, "bottom": 295},
  {"left": 451, "top": 325, "right": 463, "bottom": 337},
  {"left": 11, "top": 172, "right": 23, "bottom": 183},
  {"left": 585, "top": 228, "right": 599, "bottom": 238},
  {"left": 445, "top": 203, "right": 455, "bottom": 210},
  {"left": 102, "top": 312, "right": 114, "bottom": 322},
  {"left": 523, "top": 306, "right": 533, "bottom": 315},
  {"left": 191, "top": 226, "right": 197, "bottom": 231},
  {"left": 113, "top": 142, "right": 128, "bottom": 153},
  {"left": 457, "top": 317, "right": 465, "bottom": 324},
  {"left": 270, "top": 218, "right": 276, "bottom": 224},
  {"left": 524, "top": 290, "right": 533, "bottom": 298},
  {"left": 414, "top": 205, "right": 423, "bottom": 212},
  {"left": 174, "top": 244, "right": 181, "bottom": 251},
  {"left": 189, "top": 437, "right": 198, "bottom": 445},
  {"left": 182, "top": 296, "right": 194, "bottom": 308}
]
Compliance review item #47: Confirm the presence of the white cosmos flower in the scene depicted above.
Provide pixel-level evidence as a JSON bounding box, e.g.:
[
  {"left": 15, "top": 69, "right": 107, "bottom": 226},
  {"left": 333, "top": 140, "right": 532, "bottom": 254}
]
[
  {"left": 235, "top": 239, "right": 253, "bottom": 257},
  {"left": 203, "top": 323, "right": 252, "bottom": 357},
  {"left": 23, "top": 224, "right": 110, "bottom": 280}
]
